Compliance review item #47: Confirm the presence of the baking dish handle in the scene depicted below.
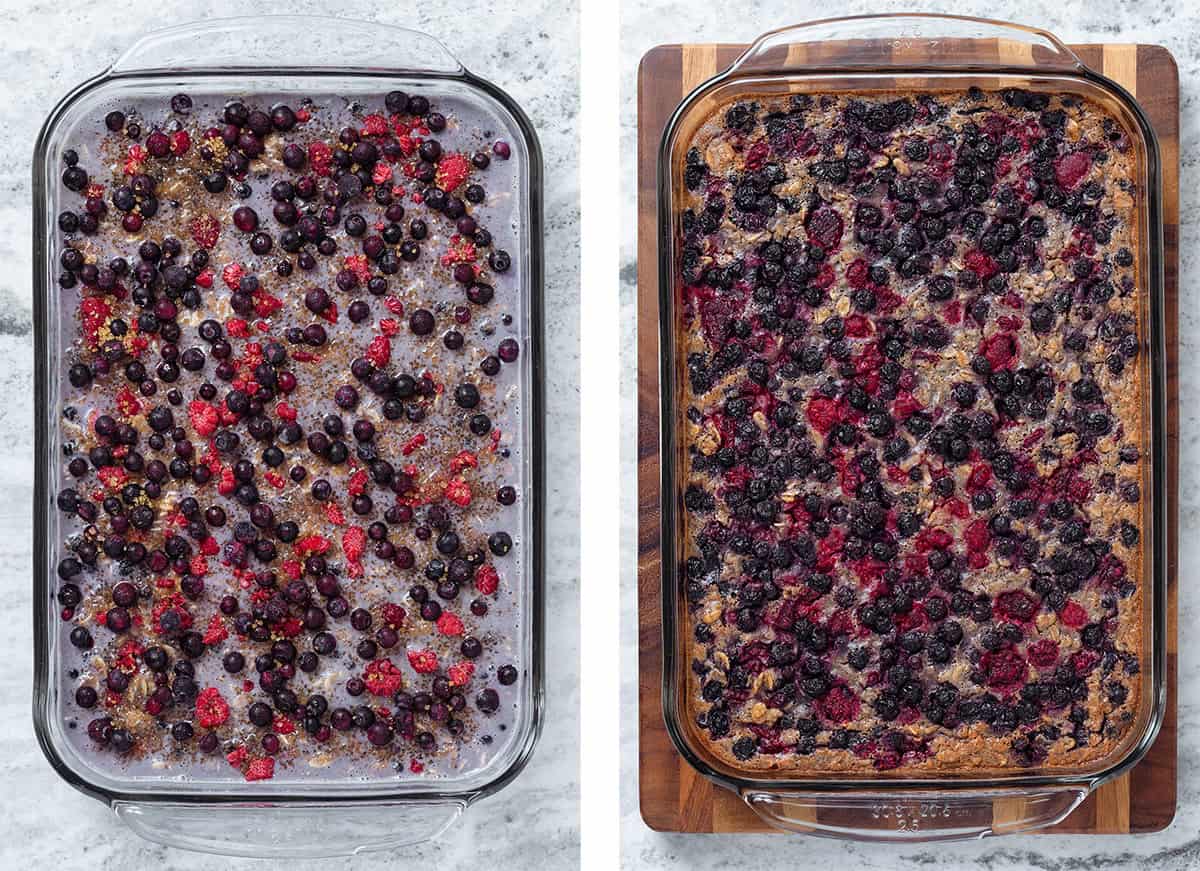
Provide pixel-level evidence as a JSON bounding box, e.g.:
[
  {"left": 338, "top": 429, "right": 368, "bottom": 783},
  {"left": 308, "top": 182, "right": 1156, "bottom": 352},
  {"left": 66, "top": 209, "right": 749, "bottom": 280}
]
[
  {"left": 110, "top": 16, "right": 463, "bottom": 76},
  {"left": 742, "top": 786, "right": 1088, "bottom": 842},
  {"left": 729, "top": 14, "right": 1085, "bottom": 76},
  {"left": 112, "top": 798, "right": 465, "bottom": 857}
]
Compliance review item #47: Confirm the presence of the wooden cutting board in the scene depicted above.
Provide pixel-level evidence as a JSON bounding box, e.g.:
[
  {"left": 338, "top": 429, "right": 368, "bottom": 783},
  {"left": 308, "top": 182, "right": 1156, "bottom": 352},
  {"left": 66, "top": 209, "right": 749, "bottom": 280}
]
[{"left": 637, "top": 42, "right": 1179, "bottom": 835}]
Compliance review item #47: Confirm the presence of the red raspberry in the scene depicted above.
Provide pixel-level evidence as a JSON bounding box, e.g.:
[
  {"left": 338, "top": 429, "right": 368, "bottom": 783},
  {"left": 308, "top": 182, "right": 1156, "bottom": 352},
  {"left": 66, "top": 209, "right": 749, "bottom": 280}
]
[
  {"left": 170, "top": 130, "right": 191, "bottom": 156},
  {"left": 980, "top": 649, "right": 1028, "bottom": 692},
  {"left": 804, "top": 206, "right": 844, "bottom": 251},
  {"left": 805, "top": 396, "right": 840, "bottom": 434},
  {"left": 447, "top": 662, "right": 475, "bottom": 687},
  {"left": 980, "top": 332, "right": 1018, "bottom": 371},
  {"left": 964, "top": 249, "right": 999, "bottom": 281},
  {"left": 366, "top": 334, "right": 391, "bottom": 368},
  {"left": 244, "top": 757, "right": 275, "bottom": 781},
  {"left": 1070, "top": 649, "right": 1101, "bottom": 676},
  {"left": 444, "top": 476, "right": 472, "bottom": 507},
  {"left": 363, "top": 659, "right": 404, "bottom": 696},
  {"left": 221, "top": 262, "right": 245, "bottom": 289},
  {"left": 435, "top": 153, "right": 471, "bottom": 192},
  {"left": 187, "top": 400, "right": 219, "bottom": 437},
  {"left": 963, "top": 519, "right": 991, "bottom": 552},
  {"left": 341, "top": 526, "right": 366, "bottom": 562},
  {"left": 308, "top": 141, "right": 332, "bottom": 176},
  {"left": 1059, "top": 601, "right": 1089, "bottom": 628},
  {"left": 475, "top": 565, "right": 499, "bottom": 595},
  {"left": 1026, "top": 638, "right": 1060, "bottom": 668},
  {"left": 361, "top": 114, "right": 389, "bottom": 137},
  {"left": 436, "top": 612, "right": 464, "bottom": 637},
  {"left": 1054, "top": 150, "right": 1092, "bottom": 190},
  {"left": 295, "top": 535, "right": 331, "bottom": 555},
  {"left": 407, "top": 649, "right": 439, "bottom": 674},
  {"left": 201, "top": 614, "right": 228, "bottom": 645},
  {"left": 382, "top": 603, "right": 406, "bottom": 628},
  {"left": 995, "top": 590, "right": 1039, "bottom": 622},
  {"left": 815, "top": 685, "right": 860, "bottom": 723},
  {"left": 195, "top": 687, "right": 230, "bottom": 728},
  {"left": 273, "top": 715, "right": 295, "bottom": 735}
]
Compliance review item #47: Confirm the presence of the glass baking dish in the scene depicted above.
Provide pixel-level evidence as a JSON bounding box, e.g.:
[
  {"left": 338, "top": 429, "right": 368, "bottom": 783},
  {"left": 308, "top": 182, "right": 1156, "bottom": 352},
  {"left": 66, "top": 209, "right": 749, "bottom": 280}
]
[
  {"left": 32, "top": 16, "right": 544, "bottom": 857},
  {"left": 658, "top": 15, "right": 1165, "bottom": 841}
]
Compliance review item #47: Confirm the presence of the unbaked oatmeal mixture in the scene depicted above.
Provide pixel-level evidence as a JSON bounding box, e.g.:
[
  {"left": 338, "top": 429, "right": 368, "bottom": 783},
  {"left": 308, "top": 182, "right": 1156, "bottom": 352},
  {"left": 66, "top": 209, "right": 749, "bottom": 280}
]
[
  {"left": 676, "top": 88, "right": 1147, "bottom": 774},
  {"left": 50, "top": 88, "right": 528, "bottom": 783}
]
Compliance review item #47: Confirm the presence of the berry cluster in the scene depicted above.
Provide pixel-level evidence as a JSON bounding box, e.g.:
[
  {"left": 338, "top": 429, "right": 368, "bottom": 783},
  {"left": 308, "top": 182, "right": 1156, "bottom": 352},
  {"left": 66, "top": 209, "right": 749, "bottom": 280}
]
[
  {"left": 53, "top": 89, "right": 525, "bottom": 781},
  {"left": 678, "top": 88, "right": 1145, "bottom": 773}
]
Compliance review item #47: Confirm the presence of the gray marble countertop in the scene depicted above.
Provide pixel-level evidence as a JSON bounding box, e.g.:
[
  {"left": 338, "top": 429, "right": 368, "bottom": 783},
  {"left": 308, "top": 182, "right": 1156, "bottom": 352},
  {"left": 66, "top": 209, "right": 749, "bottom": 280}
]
[
  {"left": 619, "top": 1, "right": 1199, "bottom": 868},
  {"left": 0, "top": 0, "right": 579, "bottom": 868}
]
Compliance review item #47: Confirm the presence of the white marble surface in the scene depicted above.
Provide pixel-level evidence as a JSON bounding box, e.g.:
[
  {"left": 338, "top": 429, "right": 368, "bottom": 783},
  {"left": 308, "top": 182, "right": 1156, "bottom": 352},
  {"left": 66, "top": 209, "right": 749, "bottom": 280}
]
[
  {"left": 0, "top": 0, "right": 579, "bottom": 868},
  {"left": 620, "top": 1, "right": 1200, "bottom": 868}
]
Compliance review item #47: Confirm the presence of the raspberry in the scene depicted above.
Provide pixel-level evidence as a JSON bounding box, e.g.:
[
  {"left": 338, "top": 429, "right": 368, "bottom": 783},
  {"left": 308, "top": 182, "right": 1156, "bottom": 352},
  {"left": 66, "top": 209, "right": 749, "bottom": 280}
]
[
  {"left": 1059, "top": 601, "right": 1089, "bottom": 629},
  {"left": 361, "top": 114, "right": 389, "bottom": 137},
  {"left": 226, "top": 746, "right": 248, "bottom": 768},
  {"left": 244, "top": 757, "right": 275, "bottom": 781},
  {"left": 115, "top": 387, "right": 141, "bottom": 418},
  {"left": 447, "top": 662, "right": 475, "bottom": 687},
  {"left": 444, "top": 476, "right": 472, "bottom": 507},
  {"left": 1071, "top": 649, "right": 1101, "bottom": 676},
  {"left": 435, "top": 153, "right": 471, "bottom": 192},
  {"left": 805, "top": 396, "right": 840, "bottom": 434},
  {"left": 341, "top": 526, "right": 366, "bottom": 562},
  {"left": 195, "top": 687, "right": 230, "bottom": 728},
  {"left": 344, "top": 254, "right": 372, "bottom": 285},
  {"left": 170, "top": 129, "right": 191, "bottom": 156},
  {"left": 963, "top": 519, "right": 991, "bottom": 552},
  {"left": 449, "top": 450, "right": 478, "bottom": 473},
  {"left": 366, "top": 334, "right": 391, "bottom": 368},
  {"left": 308, "top": 141, "right": 332, "bottom": 176},
  {"left": 995, "top": 590, "right": 1039, "bottom": 622},
  {"left": 407, "top": 649, "right": 439, "bottom": 674},
  {"left": 805, "top": 206, "right": 844, "bottom": 251},
  {"left": 914, "top": 527, "right": 953, "bottom": 552},
  {"left": 273, "top": 715, "right": 295, "bottom": 735},
  {"left": 815, "top": 685, "right": 860, "bottom": 723},
  {"left": 347, "top": 469, "right": 368, "bottom": 497},
  {"left": 402, "top": 433, "right": 427, "bottom": 455},
  {"left": 475, "top": 565, "right": 499, "bottom": 595},
  {"left": 295, "top": 535, "right": 331, "bottom": 555},
  {"left": 981, "top": 649, "right": 1027, "bottom": 692},
  {"left": 963, "top": 249, "right": 999, "bottom": 281},
  {"left": 382, "top": 603, "right": 406, "bottom": 628},
  {"left": 436, "top": 612, "right": 464, "bottom": 636},
  {"left": 324, "top": 502, "right": 345, "bottom": 526},
  {"left": 378, "top": 318, "right": 399, "bottom": 337},
  {"left": 1054, "top": 151, "right": 1092, "bottom": 190},
  {"left": 363, "top": 658, "right": 404, "bottom": 696},
  {"left": 221, "top": 262, "right": 245, "bottom": 289},
  {"left": 1026, "top": 638, "right": 1060, "bottom": 668},
  {"left": 372, "top": 162, "right": 393, "bottom": 185},
  {"left": 187, "top": 400, "right": 219, "bottom": 437},
  {"left": 201, "top": 614, "right": 228, "bottom": 645},
  {"left": 980, "top": 332, "right": 1018, "bottom": 370}
]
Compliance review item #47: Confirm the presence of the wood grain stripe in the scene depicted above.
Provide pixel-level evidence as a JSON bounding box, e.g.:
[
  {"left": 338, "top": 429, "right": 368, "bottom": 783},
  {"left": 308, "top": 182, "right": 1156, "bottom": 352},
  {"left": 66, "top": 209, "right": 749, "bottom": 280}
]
[
  {"left": 1104, "top": 44, "right": 1139, "bottom": 94},
  {"left": 1094, "top": 774, "right": 1132, "bottom": 832}
]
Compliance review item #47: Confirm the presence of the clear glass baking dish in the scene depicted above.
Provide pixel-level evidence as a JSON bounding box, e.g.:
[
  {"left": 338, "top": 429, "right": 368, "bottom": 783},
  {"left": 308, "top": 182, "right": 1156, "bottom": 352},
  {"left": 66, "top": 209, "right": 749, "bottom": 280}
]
[
  {"left": 32, "top": 16, "right": 544, "bottom": 857},
  {"left": 658, "top": 15, "right": 1165, "bottom": 841}
]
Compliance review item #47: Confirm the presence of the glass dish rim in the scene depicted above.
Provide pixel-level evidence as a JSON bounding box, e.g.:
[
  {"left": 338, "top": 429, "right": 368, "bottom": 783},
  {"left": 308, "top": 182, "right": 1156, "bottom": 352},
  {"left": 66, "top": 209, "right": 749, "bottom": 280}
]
[
  {"left": 655, "top": 45, "right": 1168, "bottom": 794},
  {"left": 31, "top": 61, "right": 546, "bottom": 807}
]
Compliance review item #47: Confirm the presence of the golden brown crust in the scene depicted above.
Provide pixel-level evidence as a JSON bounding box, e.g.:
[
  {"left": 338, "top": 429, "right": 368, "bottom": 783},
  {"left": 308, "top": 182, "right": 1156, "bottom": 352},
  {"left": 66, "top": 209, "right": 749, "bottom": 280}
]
[{"left": 674, "top": 87, "right": 1149, "bottom": 777}]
